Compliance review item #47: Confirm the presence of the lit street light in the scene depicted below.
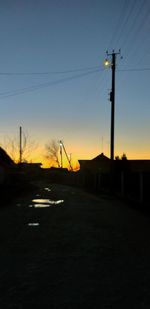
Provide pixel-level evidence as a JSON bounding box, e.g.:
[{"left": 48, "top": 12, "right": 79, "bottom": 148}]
[{"left": 104, "top": 58, "right": 111, "bottom": 67}]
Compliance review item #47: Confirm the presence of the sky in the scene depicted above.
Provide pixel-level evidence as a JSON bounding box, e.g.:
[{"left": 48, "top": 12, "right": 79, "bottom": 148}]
[{"left": 0, "top": 0, "right": 150, "bottom": 167}]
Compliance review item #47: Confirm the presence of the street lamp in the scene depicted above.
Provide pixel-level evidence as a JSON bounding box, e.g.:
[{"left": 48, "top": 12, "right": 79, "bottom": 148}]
[{"left": 104, "top": 58, "right": 111, "bottom": 67}]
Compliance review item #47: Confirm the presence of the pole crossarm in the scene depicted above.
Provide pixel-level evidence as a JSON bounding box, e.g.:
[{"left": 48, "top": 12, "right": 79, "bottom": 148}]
[{"left": 106, "top": 49, "right": 121, "bottom": 57}]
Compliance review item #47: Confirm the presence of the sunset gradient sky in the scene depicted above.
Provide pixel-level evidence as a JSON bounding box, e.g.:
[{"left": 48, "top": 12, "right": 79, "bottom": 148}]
[{"left": 0, "top": 0, "right": 150, "bottom": 167}]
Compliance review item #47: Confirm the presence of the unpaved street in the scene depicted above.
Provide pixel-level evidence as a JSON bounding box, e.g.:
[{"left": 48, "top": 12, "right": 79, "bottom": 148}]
[{"left": 0, "top": 181, "right": 150, "bottom": 308}]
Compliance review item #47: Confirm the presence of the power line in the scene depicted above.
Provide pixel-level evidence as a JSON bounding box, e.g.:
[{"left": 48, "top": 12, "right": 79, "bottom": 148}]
[
  {"left": 120, "top": 0, "right": 146, "bottom": 50},
  {"left": 0, "top": 68, "right": 101, "bottom": 99},
  {"left": 111, "top": 0, "right": 137, "bottom": 49},
  {"left": 117, "top": 67, "right": 150, "bottom": 72},
  {"left": 107, "top": 0, "right": 128, "bottom": 50},
  {"left": 0, "top": 65, "right": 149, "bottom": 79},
  {"left": 0, "top": 64, "right": 150, "bottom": 100},
  {"left": 124, "top": 2, "right": 150, "bottom": 64},
  {"left": 0, "top": 65, "right": 100, "bottom": 76},
  {"left": 108, "top": 0, "right": 148, "bottom": 68}
]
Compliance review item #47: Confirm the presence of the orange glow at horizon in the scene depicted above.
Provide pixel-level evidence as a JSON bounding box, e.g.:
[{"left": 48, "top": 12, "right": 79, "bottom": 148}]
[
  {"left": 5, "top": 142, "right": 150, "bottom": 169},
  {"left": 20, "top": 145, "right": 81, "bottom": 170}
]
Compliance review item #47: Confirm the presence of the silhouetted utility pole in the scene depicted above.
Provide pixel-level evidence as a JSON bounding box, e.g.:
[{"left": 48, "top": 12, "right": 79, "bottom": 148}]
[
  {"left": 59, "top": 140, "right": 73, "bottom": 171},
  {"left": 60, "top": 140, "right": 63, "bottom": 168},
  {"left": 105, "top": 50, "right": 121, "bottom": 160},
  {"left": 62, "top": 142, "right": 73, "bottom": 171},
  {"left": 19, "top": 126, "right": 22, "bottom": 163}
]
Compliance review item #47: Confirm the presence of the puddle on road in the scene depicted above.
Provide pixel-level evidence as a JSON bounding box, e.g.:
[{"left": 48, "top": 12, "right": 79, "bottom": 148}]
[
  {"left": 44, "top": 187, "right": 51, "bottom": 192},
  {"left": 29, "top": 198, "right": 64, "bottom": 208},
  {"left": 28, "top": 223, "right": 40, "bottom": 226},
  {"left": 32, "top": 199, "right": 52, "bottom": 204},
  {"left": 34, "top": 204, "right": 50, "bottom": 208},
  {"left": 53, "top": 200, "right": 64, "bottom": 204}
]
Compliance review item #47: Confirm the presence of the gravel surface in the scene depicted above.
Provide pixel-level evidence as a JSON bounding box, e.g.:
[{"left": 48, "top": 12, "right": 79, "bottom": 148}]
[{"left": 0, "top": 181, "right": 150, "bottom": 308}]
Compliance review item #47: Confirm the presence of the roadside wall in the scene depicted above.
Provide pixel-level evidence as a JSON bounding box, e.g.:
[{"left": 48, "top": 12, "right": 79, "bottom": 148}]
[{"left": 44, "top": 169, "right": 150, "bottom": 206}]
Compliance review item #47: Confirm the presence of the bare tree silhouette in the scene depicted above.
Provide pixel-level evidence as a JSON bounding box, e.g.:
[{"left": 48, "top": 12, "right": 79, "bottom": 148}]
[
  {"left": 1, "top": 133, "right": 38, "bottom": 163},
  {"left": 45, "top": 139, "right": 60, "bottom": 168}
]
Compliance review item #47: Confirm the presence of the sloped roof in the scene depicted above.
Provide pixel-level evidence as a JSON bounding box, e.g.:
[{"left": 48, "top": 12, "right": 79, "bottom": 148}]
[
  {"left": 92, "top": 153, "right": 110, "bottom": 161},
  {"left": 0, "top": 147, "right": 14, "bottom": 165}
]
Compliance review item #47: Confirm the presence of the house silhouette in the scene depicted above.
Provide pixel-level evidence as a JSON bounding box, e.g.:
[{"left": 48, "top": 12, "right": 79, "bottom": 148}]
[
  {"left": 79, "top": 152, "right": 111, "bottom": 173},
  {"left": 0, "top": 147, "right": 14, "bottom": 167},
  {"left": 0, "top": 147, "right": 15, "bottom": 185}
]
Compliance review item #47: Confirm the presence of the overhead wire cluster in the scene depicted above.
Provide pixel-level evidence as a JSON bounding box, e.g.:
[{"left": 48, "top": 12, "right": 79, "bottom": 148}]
[
  {"left": 0, "top": 67, "right": 102, "bottom": 99},
  {"left": 0, "top": 0, "right": 150, "bottom": 99},
  {"left": 106, "top": 0, "right": 150, "bottom": 67},
  {"left": 94, "top": 0, "right": 150, "bottom": 108}
]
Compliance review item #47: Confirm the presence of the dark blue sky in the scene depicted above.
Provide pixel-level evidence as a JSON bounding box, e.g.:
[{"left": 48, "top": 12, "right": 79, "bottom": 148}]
[{"left": 0, "top": 0, "right": 150, "bottom": 165}]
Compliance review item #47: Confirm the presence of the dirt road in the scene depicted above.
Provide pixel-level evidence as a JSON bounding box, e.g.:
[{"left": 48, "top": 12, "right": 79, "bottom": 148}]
[{"left": 0, "top": 181, "right": 150, "bottom": 308}]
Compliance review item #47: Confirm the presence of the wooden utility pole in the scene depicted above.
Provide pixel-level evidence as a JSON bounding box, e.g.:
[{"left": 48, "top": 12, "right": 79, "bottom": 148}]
[
  {"left": 110, "top": 51, "right": 116, "bottom": 161},
  {"left": 106, "top": 50, "right": 120, "bottom": 160}
]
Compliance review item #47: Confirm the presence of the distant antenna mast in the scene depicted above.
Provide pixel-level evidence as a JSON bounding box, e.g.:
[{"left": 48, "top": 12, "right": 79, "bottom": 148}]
[
  {"left": 101, "top": 136, "right": 104, "bottom": 153},
  {"left": 19, "top": 126, "right": 22, "bottom": 163}
]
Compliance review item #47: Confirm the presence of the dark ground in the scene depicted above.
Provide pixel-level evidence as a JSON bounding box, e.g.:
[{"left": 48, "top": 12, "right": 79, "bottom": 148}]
[{"left": 0, "top": 180, "right": 150, "bottom": 308}]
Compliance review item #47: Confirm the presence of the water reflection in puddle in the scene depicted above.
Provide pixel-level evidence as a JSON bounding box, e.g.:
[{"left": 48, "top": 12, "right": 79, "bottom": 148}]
[
  {"left": 44, "top": 187, "right": 51, "bottom": 192},
  {"left": 28, "top": 223, "right": 40, "bottom": 226},
  {"left": 33, "top": 204, "right": 50, "bottom": 208},
  {"left": 29, "top": 198, "right": 64, "bottom": 208},
  {"left": 32, "top": 199, "right": 51, "bottom": 204}
]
